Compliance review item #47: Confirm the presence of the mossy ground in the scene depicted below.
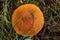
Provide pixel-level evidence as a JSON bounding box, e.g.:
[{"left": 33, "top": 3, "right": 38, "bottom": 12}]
[{"left": 0, "top": 0, "right": 60, "bottom": 40}]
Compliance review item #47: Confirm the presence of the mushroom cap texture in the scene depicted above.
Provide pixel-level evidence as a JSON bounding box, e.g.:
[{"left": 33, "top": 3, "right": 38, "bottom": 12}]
[{"left": 12, "top": 4, "right": 44, "bottom": 37}]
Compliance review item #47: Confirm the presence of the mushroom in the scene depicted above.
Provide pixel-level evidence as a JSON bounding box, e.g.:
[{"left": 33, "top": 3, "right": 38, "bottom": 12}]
[{"left": 12, "top": 4, "right": 44, "bottom": 37}]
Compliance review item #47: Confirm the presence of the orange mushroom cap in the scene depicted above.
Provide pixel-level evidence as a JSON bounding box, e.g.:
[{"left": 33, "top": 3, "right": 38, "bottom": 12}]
[{"left": 12, "top": 4, "right": 44, "bottom": 37}]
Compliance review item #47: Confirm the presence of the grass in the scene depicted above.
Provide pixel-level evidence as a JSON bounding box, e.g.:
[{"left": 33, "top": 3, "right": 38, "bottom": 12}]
[{"left": 0, "top": 0, "right": 60, "bottom": 40}]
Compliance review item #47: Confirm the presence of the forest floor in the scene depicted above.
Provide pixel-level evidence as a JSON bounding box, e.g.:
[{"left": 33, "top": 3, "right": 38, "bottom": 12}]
[{"left": 0, "top": 0, "right": 60, "bottom": 40}]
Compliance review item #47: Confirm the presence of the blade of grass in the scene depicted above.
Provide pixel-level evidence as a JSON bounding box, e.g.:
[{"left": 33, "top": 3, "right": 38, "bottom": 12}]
[
  {"left": 0, "top": 15, "right": 2, "bottom": 40},
  {"left": 13, "top": 14, "right": 27, "bottom": 27},
  {"left": 0, "top": 15, "right": 4, "bottom": 40},
  {"left": 39, "top": 0, "right": 46, "bottom": 5},
  {"left": 14, "top": 33, "right": 18, "bottom": 40},
  {"left": 3, "top": 0, "right": 11, "bottom": 27},
  {"left": 25, "top": 0, "right": 30, "bottom": 4},
  {"left": 0, "top": 32, "right": 2, "bottom": 40}
]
